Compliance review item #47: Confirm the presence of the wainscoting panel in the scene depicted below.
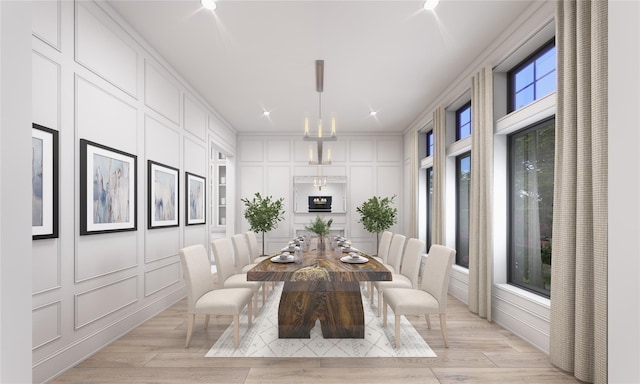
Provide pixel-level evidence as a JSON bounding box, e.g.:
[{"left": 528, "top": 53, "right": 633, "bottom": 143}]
[
  {"left": 75, "top": 75, "right": 137, "bottom": 153},
  {"left": 32, "top": 51, "right": 60, "bottom": 129},
  {"left": 267, "top": 139, "right": 291, "bottom": 162},
  {"left": 76, "top": 232, "right": 138, "bottom": 282},
  {"left": 349, "top": 139, "right": 374, "bottom": 162},
  {"left": 376, "top": 138, "right": 403, "bottom": 162},
  {"left": 239, "top": 139, "right": 264, "bottom": 162},
  {"left": 75, "top": 276, "right": 138, "bottom": 329},
  {"left": 145, "top": 229, "right": 180, "bottom": 263},
  {"left": 32, "top": 301, "right": 61, "bottom": 350},
  {"left": 32, "top": 0, "right": 61, "bottom": 50},
  {"left": 183, "top": 95, "right": 207, "bottom": 141},
  {"left": 75, "top": 1, "right": 137, "bottom": 97},
  {"left": 183, "top": 137, "right": 206, "bottom": 176},
  {"left": 144, "top": 60, "right": 180, "bottom": 125},
  {"left": 32, "top": 239, "right": 60, "bottom": 294},
  {"left": 145, "top": 115, "right": 180, "bottom": 167},
  {"left": 144, "top": 261, "right": 181, "bottom": 297}
]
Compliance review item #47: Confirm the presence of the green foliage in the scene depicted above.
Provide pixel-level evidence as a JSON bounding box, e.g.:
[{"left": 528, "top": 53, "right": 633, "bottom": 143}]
[
  {"left": 241, "top": 193, "right": 285, "bottom": 255},
  {"left": 304, "top": 215, "right": 333, "bottom": 236},
  {"left": 356, "top": 195, "right": 398, "bottom": 235}
]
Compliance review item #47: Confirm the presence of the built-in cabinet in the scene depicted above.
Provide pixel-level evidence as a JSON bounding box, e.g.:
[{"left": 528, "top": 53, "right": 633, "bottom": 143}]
[{"left": 217, "top": 153, "right": 227, "bottom": 226}]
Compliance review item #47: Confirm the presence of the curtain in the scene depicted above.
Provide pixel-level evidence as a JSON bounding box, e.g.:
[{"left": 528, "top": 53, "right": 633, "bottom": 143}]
[
  {"left": 432, "top": 107, "right": 446, "bottom": 245},
  {"left": 408, "top": 128, "right": 419, "bottom": 238},
  {"left": 550, "top": 1, "right": 607, "bottom": 383},
  {"left": 468, "top": 66, "right": 493, "bottom": 321}
]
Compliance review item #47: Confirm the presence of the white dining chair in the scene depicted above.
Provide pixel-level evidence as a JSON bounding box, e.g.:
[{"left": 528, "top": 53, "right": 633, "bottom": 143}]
[
  {"left": 373, "top": 237, "right": 425, "bottom": 316},
  {"left": 383, "top": 244, "right": 456, "bottom": 348},
  {"left": 179, "top": 244, "right": 253, "bottom": 348},
  {"left": 245, "top": 231, "right": 270, "bottom": 263},
  {"left": 370, "top": 233, "right": 405, "bottom": 303},
  {"left": 232, "top": 233, "right": 258, "bottom": 273},
  {"left": 211, "top": 238, "right": 265, "bottom": 315}
]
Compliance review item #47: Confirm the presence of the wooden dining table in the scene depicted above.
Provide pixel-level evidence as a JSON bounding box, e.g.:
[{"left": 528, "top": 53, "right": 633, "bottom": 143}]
[{"left": 246, "top": 244, "right": 391, "bottom": 339}]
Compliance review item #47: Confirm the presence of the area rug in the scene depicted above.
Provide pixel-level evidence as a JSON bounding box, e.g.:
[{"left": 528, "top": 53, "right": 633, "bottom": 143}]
[{"left": 205, "top": 283, "right": 437, "bottom": 358}]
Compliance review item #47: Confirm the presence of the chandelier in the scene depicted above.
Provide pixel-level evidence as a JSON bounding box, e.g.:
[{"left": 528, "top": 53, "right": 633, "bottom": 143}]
[
  {"left": 304, "top": 60, "right": 336, "bottom": 165},
  {"left": 313, "top": 177, "right": 327, "bottom": 191}
]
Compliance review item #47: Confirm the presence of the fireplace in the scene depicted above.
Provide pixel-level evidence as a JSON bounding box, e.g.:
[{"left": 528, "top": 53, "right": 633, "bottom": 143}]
[{"left": 308, "top": 196, "right": 332, "bottom": 212}]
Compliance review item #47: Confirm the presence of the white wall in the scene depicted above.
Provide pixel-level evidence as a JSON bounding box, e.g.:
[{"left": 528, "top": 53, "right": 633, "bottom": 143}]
[
  {"left": 236, "top": 134, "right": 404, "bottom": 256},
  {"left": 30, "top": 1, "right": 235, "bottom": 382},
  {"left": 1, "top": 2, "right": 33, "bottom": 382}
]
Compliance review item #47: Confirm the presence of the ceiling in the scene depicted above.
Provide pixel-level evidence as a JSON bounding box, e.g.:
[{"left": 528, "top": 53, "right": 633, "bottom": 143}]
[{"left": 106, "top": 1, "right": 534, "bottom": 134}]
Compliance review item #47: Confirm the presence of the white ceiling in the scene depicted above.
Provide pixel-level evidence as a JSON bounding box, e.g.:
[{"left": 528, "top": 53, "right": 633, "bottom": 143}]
[{"left": 106, "top": 0, "right": 534, "bottom": 134}]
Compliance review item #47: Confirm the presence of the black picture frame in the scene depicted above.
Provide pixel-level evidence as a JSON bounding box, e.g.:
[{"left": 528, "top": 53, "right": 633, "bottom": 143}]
[
  {"left": 148, "top": 160, "right": 179, "bottom": 229},
  {"left": 80, "top": 139, "right": 137, "bottom": 235},
  {"left": 32, "top": 123, "right": 59, "bottom": 240},
  {"left": 185, "top": 172, "right": 206, "bottom": 226}
]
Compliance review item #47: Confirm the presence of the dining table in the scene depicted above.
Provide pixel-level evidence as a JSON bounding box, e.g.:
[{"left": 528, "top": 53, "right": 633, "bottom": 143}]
[{"left": 246, "top": 239, "right": 392, "bottom": 339}]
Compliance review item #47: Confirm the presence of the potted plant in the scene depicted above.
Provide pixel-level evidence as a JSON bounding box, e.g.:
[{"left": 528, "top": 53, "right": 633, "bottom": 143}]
[
  {"left": 355, "top": 195, "right": 398, "bottom": 252},
  {"left": 304, "top": 215, "right": 333, "bottom": 251},
  {"left": 241, "top": 192, "right": 285, "bottom": 255}
]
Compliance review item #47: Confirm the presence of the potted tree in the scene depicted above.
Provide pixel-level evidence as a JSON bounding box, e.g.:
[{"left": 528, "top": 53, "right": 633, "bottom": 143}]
[
  {"left": 355, "top": 195, "right": 398, "bottom": 252},
  {"left": 241, "top": 192, "right": 285, "bottom": 256},
  {"left": 304, "top": 215, "right": 333, "bottom": 252}
]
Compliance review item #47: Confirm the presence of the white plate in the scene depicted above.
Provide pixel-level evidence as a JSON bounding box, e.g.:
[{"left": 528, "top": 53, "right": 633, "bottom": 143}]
[
  {"left": 281, "top": 246, "right": 297, "bottom": 252},
  {"left": 271, "top": 254, "right": 295, "bottom": 263},
  {"left": 340, "top": 255, "right": 368, "bottom": 264},
  {"left": 341, "top": 247, "right": 359, "bottom": 253}
]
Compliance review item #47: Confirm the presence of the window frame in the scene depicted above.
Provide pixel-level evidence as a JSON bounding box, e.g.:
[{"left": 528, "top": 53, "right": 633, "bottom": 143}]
[
  {"left": 455, "top": 102, "right": 472, "bottom": 141},
  {"left": 425, "top": 166, "right": 433, "bottom": 250},
  {"left": 507, "top": 38, "right": 556, "bottom": 113},
  {"left": 455, "top": 151, "right": 471, "bottom": 268},
  {"left": 507, "top": 116, "right": 555, "bottom": 298},
  {"left": 426, "top": 130, "right": 434, "bottom": 157}
]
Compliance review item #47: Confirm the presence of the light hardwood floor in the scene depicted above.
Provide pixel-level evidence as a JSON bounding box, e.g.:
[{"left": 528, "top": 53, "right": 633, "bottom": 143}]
[{"left": 50, "top": 288, "right": 582, "bottom": 384}]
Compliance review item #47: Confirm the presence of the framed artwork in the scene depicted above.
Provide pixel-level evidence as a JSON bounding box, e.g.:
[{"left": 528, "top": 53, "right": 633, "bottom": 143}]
[
  {"left": 32, "top": 123, "right": 59, "bottom": 240},
  {"left": 148, "top": 160, "right": 179, "bottom": 229},
  {"left": 80, "top": 139, "right": 137, "bottom": 235},
  {"left": 185, "top": 172, "right": 206, "bottom": 226}
]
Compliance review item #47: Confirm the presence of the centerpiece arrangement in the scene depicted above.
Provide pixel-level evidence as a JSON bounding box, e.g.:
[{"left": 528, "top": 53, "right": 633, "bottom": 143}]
[{"left": 304, "top": 215, "right": 333, "bottom": 252}]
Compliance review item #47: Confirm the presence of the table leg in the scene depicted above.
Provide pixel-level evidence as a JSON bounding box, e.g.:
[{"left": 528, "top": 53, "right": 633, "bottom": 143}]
[{"left": 278, "top": 280, "right": 365, "bottom": 339}]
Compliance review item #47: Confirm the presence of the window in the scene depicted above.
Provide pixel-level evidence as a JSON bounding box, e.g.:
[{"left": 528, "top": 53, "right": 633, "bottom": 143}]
[
  {"left": 425, "top": 167, "right": 433, "bottom": 250},
  {"left": 455, "top": 152, "right": 471, "bottom": 268},
  {"left": 426, "top": 130, "right": 434, "bottom": 157},
  {"left": 456, "top": 102, "right": 472, "bottom": 141},
  {"left": 508, "top": 117, "right": 555, "bottom": 297},
  {"left": 509, "top": 40, "right": 556, "bottom": 112}
]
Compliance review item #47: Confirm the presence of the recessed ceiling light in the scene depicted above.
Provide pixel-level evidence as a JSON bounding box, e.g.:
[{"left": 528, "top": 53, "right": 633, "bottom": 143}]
[
  {"left": 263, "top": 111, "right": 271, "bottom": 117},
  {"left": 201, "top": 0, "right": 216, "bottom": 11},
  {"left": 423, "top": 0, "right": 439, "bottom": 11},
  {"left": 369, "top": 111, "right": 378, "bottom": 117}
]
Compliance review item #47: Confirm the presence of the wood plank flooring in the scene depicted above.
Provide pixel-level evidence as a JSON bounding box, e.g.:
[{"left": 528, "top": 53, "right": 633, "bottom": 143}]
[{"left": 50, "top": 287, "right": 582, "bottom": 383}]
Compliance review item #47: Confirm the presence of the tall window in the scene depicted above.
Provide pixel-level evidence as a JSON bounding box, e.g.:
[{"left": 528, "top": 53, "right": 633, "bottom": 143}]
[
  {"left": 508, "top": 40, "right": 556, "bottom": 112},
  {"left": 456, "top": 152, "right": 471, "bottom": 268},
  {"left": 508, "top": 118, "right": 555, "bottom": 297},
  {"left": 456, "top": 102, "right": 472, "bottom": 141},
  {"left": 426, "top": 130, "right": 434, "bottom": 157},
  {"left": 425, "top": 167, "right": 433, "bottom": 250}
]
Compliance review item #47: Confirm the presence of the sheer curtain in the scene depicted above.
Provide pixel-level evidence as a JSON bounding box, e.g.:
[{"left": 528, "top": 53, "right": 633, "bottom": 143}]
[
  {"left": 550, "top": 1, "right": 607, "bottom": 383},
  {"left": 432, "top": 107, "right": 446, "bottom": 245},
  {"left": 468, "top": 66, "right": 493, "bottom": 320}
]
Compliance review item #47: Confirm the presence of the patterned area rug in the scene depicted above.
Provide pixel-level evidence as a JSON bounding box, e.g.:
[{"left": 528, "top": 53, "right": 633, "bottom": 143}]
[{"left": 205, "top": 283, "right": 436, "bottom": 358}]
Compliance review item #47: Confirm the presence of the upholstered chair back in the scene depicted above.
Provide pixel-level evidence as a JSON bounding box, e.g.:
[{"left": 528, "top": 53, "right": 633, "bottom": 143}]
[
  {"left": 211, "top": 238, "right": 236, "bottom": 285},
  {"left": 420, "top": 244, "right": 456, "bottom": 312},
  {"left": 377, "top": 231, "right": 393, "bottom": 262},
  {"left": 398, "top": 238, "right": 426, "bottom": 289},
  {"left": 179, "top": 244, "right": 214, "bottom": 314},
  {"left": 231, "top": 234, "right": 252, "bottom": 272},
  {"left": 386, "top": 234, "right": 406, "bottom": 272},
  {"left": 245, "top": 231, "right": 261, "bottom": 259}
]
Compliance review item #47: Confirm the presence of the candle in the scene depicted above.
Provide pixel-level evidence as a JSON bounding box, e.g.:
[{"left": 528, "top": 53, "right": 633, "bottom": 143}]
[
  {"left": 327, "top": 148, "right": 332, "bottom": 161},
  {"left": 318, "top": 120, "right": 323, "bottom": 138},
  {"left": 304, "top": 117, "right": 309, "bottom": 136},
  {"left": 309, "top": 145, "right": 313, "bottom": 161},
  {"left": 331, "top": 117, "right": 336, "bottom": 136}
]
